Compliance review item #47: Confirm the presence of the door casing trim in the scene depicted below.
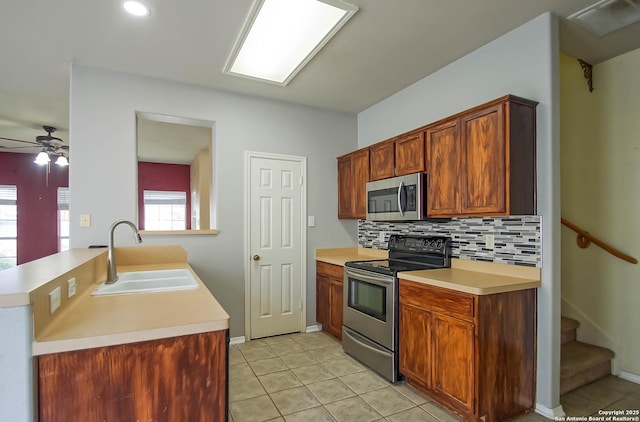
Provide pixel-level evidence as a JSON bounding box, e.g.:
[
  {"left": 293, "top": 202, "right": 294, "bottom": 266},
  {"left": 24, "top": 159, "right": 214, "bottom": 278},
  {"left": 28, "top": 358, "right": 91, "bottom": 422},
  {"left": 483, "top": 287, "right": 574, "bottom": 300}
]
[{"left": 243, "top": 151, "right": 308, "bottom": 341}]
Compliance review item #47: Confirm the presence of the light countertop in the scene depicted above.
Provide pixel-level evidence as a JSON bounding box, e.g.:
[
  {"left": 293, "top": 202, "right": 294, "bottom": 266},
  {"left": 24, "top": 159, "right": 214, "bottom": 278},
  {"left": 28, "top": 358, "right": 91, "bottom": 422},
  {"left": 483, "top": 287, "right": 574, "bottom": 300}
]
[
  {"left": 33, "top": 262, "right": 229, "bottom": 356},
  {"left": 315, "top": 247, "right": 540, "bottom": 295},
  {"left": 399, "top": 259, "right": 540, "bottom": 295},
  {"left": 315, "top": 247, "right": 388, "bottom": 266}
]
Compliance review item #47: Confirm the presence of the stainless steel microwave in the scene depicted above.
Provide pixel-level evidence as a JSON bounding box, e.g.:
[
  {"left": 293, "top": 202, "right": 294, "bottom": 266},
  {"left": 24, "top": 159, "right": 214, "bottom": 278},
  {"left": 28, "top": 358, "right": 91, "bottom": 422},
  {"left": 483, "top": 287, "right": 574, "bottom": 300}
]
[{"left": 366, "top": 172, "right": 425, "bottom": 221}]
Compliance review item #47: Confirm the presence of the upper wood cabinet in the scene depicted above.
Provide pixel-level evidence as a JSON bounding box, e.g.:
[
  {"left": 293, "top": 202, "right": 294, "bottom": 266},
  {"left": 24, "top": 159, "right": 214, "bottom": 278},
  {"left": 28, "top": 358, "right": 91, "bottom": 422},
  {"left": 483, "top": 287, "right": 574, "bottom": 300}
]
[
  {"left": 395, "top": 131, "right": 425, "bottom": 176},
  {"left": 426, "top": 96, "right": 537, "bottom": 218},
  {"left": 337, "top": 149, "right": 369, "bottom": 219},
  {"left": 369, "top": 140, "right": 395, "bottom": 181}
]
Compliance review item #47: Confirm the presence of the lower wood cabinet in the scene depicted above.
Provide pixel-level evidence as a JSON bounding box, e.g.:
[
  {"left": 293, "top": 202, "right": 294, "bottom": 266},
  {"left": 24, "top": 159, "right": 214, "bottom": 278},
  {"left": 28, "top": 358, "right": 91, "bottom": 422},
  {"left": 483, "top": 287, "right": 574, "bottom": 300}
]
[
  {"left": 316, "top": 261, "right": 343, "bottom": 340},
  {"left": 399, "top": 279, "right": 536, "bottom": 422},
  {"left": 37, "top": 330, "right": 228, "bottom": 422}
]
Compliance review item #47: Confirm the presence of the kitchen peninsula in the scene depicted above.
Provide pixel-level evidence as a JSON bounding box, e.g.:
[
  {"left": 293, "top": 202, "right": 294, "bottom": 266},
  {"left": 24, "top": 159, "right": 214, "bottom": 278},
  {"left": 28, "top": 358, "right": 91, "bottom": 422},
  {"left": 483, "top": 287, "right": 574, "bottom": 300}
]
[{"left": 0, "top": 246, "right": 229, "bottom": 422}]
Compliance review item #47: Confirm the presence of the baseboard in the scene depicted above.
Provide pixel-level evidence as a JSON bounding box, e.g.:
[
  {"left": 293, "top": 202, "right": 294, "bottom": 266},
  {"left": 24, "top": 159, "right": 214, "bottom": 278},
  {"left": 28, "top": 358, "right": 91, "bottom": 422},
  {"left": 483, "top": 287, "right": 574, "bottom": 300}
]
[
  {"left": 229, "top": 336, "right": 246, "bottom": 345},
  {"left": 536, "top": 403, "right": 566, "bottom": 419},
  {"left": 619, "top": 371, "right": 640, "bottom": 385},
  {"left": 306, "top": 324, "right": 322, "bottom": 333}
]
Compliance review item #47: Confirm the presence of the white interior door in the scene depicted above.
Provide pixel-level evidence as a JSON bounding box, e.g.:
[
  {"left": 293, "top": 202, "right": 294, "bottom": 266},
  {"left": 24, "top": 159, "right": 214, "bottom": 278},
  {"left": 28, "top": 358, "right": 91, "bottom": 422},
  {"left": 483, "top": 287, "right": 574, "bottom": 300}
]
[{"left": 247, "top": 153, "right": 305, "bottom": 339}]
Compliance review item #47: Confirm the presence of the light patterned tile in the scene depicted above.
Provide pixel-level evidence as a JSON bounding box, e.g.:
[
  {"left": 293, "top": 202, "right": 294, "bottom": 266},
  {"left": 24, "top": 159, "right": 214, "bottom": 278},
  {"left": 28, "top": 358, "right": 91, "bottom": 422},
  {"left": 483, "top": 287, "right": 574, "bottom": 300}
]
[
  {"left": 306, "top": 378, "right": 356, "bottom": 404},
  {"left": 237, "top": 339, "right": 268, "bottom": 351},
  {"left": 307, "top": 346, "right": 346, "bottom": 362},
  {"left": 387, "top": 407, "right": 439, "bottom": 422},
  {"left": 229, "top": 376, "right": 266, "bottom": 402},
  {"left": 230, "top": 362, "right": 256, "bottom": 381},
  {"left": 322, "top": 356, "right": 366, "bottom": 377},
  {"left": 291, "top": 363, "right": 335, "bottom": 384},
  {"left": 324, "top": 396, "right": 382, "bottom": 422},
  {"left": 420, "top": 402, "right": 463, "bottom": 422},
  {"left": 270, "top": 386, "right": 320, "bottom": 415},
  {"left": 360, "top": 386, "right": 416, "bottom": 417},
  {"left": 602, "top": 394, "right": 640, "bottom": 411},
  {"left": 280, "top": 352, "right": 318, "bottom": 369},
  {"left": 391, "top": 382, "right": 431, "bottom": 405},
  {"left": 283, "top": 406, "right": 336, "bottom": 422},
  {"left": 259, "top": 370, "right": 303, "bottom": 393},
  {"left": 230, "top": 395, "right": 280, "bottom": 422},
  {"left": 269, "top": 342, "right": 306, "bottom": 356},
  {"left": 339, "top": 371, "right": 389, "bottom": 394},
  {"left": 264, "top": 335, "right": 297, "bottom": 345},
  {"left": 249, "top": 357, "right": 289, "bottom": 376},
  {"left": 241, "top": 346, "right": 277, "bottom": 362},
  {"left": 561, "top": 389, "right": 606, "bottom": 417},
  {"left": 230, "top": 347, "right": 247, "bottom": 365}
]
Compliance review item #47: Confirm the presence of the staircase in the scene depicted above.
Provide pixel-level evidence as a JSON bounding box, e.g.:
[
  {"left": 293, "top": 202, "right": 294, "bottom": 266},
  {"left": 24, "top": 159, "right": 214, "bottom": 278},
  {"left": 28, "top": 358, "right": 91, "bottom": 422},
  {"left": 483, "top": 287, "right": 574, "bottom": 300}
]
[{"left": 561, "top": 317, "right": 615, "bottom": 395}]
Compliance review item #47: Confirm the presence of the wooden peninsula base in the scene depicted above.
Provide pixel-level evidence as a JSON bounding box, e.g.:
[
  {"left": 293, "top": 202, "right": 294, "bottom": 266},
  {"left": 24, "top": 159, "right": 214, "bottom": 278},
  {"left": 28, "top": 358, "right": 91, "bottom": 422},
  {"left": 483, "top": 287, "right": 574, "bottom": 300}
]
[{"left": 37, "top": 330, "right": 228, "bottom": 422}]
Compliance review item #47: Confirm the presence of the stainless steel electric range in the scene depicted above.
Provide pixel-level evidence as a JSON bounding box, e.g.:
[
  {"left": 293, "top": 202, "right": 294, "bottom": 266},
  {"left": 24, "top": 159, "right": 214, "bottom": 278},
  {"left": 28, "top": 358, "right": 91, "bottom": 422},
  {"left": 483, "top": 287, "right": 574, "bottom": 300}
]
[{"left": 342, "top": 234, "right": 451, "bottom": 382}]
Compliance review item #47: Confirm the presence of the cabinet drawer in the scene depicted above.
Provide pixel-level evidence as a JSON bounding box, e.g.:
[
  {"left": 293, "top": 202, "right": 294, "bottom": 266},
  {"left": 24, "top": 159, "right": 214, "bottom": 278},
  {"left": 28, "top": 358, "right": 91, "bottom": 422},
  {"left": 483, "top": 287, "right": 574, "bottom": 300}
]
[
  {"left": 317, "top": 261, "right": 344, "bottom": 279},
  {"left": 400, "top": 280, "right": 475, "bottom": 320}
]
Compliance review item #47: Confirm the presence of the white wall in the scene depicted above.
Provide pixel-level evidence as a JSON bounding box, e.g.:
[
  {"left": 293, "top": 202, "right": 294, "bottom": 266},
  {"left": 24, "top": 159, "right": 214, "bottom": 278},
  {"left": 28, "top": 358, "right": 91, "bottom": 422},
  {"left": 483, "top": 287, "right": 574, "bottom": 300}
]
[
  {"left": 357, "top": 12, "right": 562, "bottom": 415},
  {"left": 0, "top": 306, "right": 33, "bottom": 421},
  {"left": 69, "top": 66, "right": 358, "bottom": 337},
  {"left": 560, "top": 49, "right": 640, "bottom": 377}
]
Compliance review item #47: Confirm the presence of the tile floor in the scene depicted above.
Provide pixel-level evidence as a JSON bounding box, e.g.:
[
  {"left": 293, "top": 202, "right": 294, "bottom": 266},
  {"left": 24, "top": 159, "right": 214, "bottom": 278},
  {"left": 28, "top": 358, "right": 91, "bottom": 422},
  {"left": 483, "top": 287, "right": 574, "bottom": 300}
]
[{"left": 228, "top": 331, "right": 640, "bottom": 422}]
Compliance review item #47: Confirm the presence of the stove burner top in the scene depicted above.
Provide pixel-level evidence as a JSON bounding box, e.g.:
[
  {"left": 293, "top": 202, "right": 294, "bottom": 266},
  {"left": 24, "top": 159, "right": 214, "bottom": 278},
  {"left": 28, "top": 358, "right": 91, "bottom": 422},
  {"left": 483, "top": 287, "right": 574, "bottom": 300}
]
[{"left": 345, "top": 235, "right": 451, "bottom": 276}]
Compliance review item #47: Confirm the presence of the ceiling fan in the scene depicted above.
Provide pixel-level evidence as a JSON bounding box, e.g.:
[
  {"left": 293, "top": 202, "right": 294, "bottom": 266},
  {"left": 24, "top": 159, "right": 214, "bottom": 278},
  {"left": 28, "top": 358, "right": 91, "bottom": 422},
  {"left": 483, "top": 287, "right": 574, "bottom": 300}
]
[{"left": 0, "top": 126, "right": 69, "bottom": 166}]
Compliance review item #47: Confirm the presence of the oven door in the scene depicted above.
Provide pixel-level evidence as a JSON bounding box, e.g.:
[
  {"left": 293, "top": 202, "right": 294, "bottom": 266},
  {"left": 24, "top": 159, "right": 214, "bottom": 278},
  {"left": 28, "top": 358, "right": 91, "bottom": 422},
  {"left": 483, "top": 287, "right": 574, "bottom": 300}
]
[{"left": 343, "top": 266, "right": 396, "bottom": 351}]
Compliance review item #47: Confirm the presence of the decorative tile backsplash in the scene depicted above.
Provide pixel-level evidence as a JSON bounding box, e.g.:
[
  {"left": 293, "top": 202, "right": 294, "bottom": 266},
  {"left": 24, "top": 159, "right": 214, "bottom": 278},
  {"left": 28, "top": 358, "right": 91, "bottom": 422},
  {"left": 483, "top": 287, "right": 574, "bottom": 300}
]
[{"left": 358, "top": 216, "right": 541, "bottom": 267}]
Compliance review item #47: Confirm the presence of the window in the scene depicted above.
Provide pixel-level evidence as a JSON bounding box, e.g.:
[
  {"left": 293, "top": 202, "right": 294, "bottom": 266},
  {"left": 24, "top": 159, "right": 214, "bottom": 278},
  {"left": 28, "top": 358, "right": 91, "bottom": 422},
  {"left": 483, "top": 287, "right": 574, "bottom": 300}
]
[
  {"left": 58, "top": 187, "right": 70, "bottom": 252},
  {"left": 143, "top": 190, "right": 187, "bottom": 231},
  {"left": 0, "top": 185, "right": 18, "bottom": 269}
]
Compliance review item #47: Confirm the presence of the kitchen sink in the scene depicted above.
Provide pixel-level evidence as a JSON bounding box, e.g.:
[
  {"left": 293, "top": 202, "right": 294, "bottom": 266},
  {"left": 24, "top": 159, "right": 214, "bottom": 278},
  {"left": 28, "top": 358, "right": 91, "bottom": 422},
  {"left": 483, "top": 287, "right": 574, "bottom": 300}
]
[{"left": 92, "top": 269, "right": 199, "bottom": 296}]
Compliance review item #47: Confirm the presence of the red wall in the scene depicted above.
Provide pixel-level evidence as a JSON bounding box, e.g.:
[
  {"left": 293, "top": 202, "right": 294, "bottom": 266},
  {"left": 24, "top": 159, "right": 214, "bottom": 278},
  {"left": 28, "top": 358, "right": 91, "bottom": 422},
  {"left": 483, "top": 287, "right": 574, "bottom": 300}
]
[
  {"left": 137, "top": 162, "right": 191, "bottom": 230},
  {"left": 0, "top": 152, "right": 69, "bottom": 264}
]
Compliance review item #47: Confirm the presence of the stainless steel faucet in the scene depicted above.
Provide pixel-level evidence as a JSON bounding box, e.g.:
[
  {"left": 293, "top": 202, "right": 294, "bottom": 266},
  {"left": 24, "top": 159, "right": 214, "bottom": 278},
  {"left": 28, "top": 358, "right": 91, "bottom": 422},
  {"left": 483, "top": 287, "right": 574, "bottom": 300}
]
[{"left": 106, "top": 220, "right": 143, "bottom": 284}]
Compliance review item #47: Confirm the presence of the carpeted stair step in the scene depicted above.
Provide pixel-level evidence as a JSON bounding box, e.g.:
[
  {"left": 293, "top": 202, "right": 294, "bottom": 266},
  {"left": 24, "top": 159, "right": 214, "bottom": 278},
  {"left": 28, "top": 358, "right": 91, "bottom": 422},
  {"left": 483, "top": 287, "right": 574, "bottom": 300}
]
[
  {"left": 561, "top": 340, "right": 614, "bottom": 395},
  {"left": 561, "top": 317, "right": 580, "bottom": 345}
]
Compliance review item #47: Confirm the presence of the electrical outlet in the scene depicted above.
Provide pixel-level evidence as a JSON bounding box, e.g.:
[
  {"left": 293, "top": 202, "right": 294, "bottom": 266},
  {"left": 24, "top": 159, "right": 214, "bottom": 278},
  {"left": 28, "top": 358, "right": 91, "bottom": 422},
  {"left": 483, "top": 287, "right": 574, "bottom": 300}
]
[
  {"left": 485, "top": 234, "right": 495, "bottom": 250},
  {"left": 67, "top": 277, "right": 77, "bottom": 298},
  {"left": 49, "top": 287, "right": 61, "bottom": 314}
]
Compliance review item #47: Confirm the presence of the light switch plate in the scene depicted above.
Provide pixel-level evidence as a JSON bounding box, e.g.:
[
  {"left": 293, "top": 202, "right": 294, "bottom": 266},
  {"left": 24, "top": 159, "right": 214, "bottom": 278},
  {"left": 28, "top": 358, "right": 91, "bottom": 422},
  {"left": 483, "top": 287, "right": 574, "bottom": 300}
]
[
  {"left": 308, "top": 216, "right": 316, "bottom": 227},
  {"left": 80, "top": 214, "right": 91, "bottom": 227},
  {"left": 49, "top": 287, "right": 61, "bottom": 314},
  {"left": 379, "top": 231, "right": 386, "bottom": 242}
]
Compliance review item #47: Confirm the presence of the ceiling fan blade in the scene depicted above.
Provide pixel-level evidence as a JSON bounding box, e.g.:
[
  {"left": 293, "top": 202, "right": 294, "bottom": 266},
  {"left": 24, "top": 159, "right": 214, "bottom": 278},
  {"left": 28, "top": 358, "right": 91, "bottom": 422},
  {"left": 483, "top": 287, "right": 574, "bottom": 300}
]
[{"left": 0, "top": 136, "right": 38, "bottom": 145}]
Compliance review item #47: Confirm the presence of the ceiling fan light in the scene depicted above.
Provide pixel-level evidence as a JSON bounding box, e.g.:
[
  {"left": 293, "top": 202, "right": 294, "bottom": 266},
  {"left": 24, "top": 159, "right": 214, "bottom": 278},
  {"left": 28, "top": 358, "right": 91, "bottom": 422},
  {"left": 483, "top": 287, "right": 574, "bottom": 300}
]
[
  {"left": 55, "top": 156, "right": 69, "bottom": 167},
  {"left": 34, "top": 151, "right": 51, "bottom": 165}
]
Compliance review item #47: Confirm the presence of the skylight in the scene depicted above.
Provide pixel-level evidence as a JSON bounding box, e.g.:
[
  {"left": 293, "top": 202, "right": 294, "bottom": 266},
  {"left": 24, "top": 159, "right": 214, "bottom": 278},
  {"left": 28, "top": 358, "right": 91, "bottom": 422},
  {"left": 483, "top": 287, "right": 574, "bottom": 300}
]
[{"left": 225, "top": 0, "right": 358, "bottom": 85}]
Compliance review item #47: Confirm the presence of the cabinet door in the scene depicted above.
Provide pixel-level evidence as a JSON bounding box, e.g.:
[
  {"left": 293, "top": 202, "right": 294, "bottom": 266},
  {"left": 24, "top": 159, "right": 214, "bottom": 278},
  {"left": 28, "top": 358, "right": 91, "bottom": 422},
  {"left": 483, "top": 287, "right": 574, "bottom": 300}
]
[
  {"left": 399, "top": 303, "right": 431, "bottom": 390},
  {"left": 328, "top": 278, "right": 344, "bottom": 339},
  {"left": 352, "top": 149, "right": 370, "bottom": 218},
  {"left": 395, "top": 132, "right": 425, "bottom": 176},
  {"left": 460, "top": 104, "right": 506, "bottom": 215},
  {"left": 337, "top": 155, "right": 354, "bottom": 219},
  {"left": 369, "top": 140, "right": 395, "bottom": 181},
  {"left": 432, "top": 313, "right": 475, "bottom": 413},
  {"left": 425, "top": 119, "right": 461, "bottom": 216},
  {"left": 316, "top": 272, "right": 329, "bottom": 327}
]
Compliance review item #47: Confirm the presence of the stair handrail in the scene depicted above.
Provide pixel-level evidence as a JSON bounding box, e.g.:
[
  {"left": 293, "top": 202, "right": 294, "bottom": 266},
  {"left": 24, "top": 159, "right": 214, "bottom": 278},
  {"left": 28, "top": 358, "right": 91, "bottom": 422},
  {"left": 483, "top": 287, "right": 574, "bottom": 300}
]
[{"left": 561, "top": 218, "right": 638, "bottom": 264}]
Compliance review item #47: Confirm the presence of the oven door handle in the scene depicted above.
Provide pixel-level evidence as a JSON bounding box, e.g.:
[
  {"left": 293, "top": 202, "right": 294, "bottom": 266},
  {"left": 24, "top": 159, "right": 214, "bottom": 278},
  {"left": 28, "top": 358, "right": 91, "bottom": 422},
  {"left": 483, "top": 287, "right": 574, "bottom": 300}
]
[{"left": 344, "top": 268, "right": 394, "bottom": 286}]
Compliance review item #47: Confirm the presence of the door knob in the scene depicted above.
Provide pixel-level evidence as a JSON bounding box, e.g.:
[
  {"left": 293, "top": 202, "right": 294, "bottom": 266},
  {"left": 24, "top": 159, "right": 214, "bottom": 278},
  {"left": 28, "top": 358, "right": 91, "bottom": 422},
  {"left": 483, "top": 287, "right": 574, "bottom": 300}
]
[{"left": 253, "top": 255, "right": 260, "bottom": 261}]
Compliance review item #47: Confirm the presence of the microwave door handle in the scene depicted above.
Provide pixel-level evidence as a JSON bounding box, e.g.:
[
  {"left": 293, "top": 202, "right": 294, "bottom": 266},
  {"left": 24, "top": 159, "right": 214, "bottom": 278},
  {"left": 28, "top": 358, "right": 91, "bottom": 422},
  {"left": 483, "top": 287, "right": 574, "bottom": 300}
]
[{"left": 397, "top": 181, "right": 405, "bottom": 216}]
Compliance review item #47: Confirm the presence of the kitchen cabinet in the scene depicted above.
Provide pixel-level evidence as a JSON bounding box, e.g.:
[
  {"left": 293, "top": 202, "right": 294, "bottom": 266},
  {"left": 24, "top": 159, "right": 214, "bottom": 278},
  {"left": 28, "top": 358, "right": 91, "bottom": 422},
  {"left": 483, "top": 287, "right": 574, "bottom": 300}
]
[
  {"left": 394, "top": 131, "right": 425, "bottom": 176},
  {"left": 316, "top": 261, "right": 343, "bottom": 340},
  {"left": 337, "top": 149, "right": 369, "bottom": 219},
  {"left": 425, "top": 95, "right": 537, "bottom": 217},
  {"left": 37, "top": 331, "right": 228, "bottom": 422},
  {"left": 399, "top": 279, "right": 536, "bottom": 421},
  {"left": 369, "top": 139, "right": 395, "bottom": 181}
]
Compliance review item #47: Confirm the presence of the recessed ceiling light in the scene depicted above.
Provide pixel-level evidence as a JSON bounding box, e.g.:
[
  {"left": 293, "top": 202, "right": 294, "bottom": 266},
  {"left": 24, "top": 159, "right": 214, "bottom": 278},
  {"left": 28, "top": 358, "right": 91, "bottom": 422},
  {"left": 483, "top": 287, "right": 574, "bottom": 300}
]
[
  {"left": 123, "top": 1, "right": 150, "bottom": 17},
  {"left": 225, "top": 0, "right": 358, "bottom": 85}
]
